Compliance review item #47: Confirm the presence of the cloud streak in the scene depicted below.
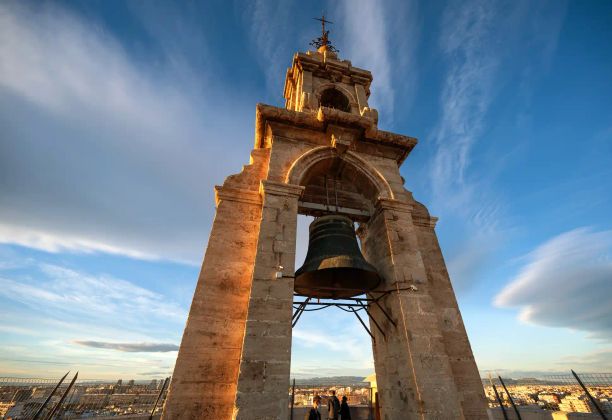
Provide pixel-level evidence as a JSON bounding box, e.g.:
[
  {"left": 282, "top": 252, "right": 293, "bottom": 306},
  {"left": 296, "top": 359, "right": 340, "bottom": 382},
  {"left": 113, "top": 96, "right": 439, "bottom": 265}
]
[
  {"left": 0, "top": 1, "right": 252, "bottom": 263},
  {"left": 74, "top": 340, "right": 178, "bottom": 353},
  {"left": 292, "top": 319, "right": 374, "bottom": 378},
  {"left": 0, "top": 260, "right": 185, "bottom": 377},
  {"left": 239, "top": 0, "right": 304, "bottom": 97},
  {"left": 432, "top": 0, "right": 498, "bottom": 207},
  {"left": 0, "top": 263, "right": 187, "bottom": 327},
  {"left": 334, "top": 0, "right": 419, "bottom": 125},
  {"left": 495, "top": 227, "right": 612, "bottom": 340},
  {"left": 428, "top": 0, "right": 567, "bottom": 291}
]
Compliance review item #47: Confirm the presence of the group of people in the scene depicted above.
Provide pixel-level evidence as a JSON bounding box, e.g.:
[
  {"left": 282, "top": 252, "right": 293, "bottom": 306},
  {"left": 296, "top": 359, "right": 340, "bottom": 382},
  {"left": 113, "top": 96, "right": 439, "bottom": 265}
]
[{"left": 305, "top": 390, "right": 351, "bottom": 420}]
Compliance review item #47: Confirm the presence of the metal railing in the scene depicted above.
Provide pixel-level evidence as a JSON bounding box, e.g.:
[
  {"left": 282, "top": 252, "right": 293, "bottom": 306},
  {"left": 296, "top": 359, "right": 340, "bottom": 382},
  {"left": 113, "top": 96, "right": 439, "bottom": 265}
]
[
  {"left": 3, "top": 370, "right": 610, "bottom": 419},
  {"left": 485, "top": 371, "right": 612, "bottom": 419},
  {"left": 0, "top": 374, "right": 170, "bottom": 420}
]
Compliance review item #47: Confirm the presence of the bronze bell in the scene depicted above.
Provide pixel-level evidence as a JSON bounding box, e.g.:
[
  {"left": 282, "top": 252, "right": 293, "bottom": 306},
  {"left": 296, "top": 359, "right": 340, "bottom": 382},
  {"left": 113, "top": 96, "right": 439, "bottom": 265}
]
[{"left": 294, "top": 215, "right": 382, "bottom": 299}]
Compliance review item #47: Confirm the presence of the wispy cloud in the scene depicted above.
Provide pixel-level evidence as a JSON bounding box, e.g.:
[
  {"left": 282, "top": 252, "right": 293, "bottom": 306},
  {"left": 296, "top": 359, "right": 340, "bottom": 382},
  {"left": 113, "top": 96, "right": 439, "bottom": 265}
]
[
  {"left": 292, "top": 323, "right": 374, "bottom": 378},
  {"left": 482, "top": 348, "right": 612, "bottom": 378},
  {"left": 334, "top": 0, "right": 419, "bottom": 125},
  {"left": 432, "top": 0, "right": 498, "bottom": 206},
  {"left": 424, "top": 0, "right": 506, "bottom": 292},
  {"left": 495, "top": 227, "right": 612, "bottom": 340},
  {"left": 0, "top": 261, "right": 185, "bottom": 377},
  {"left": 555, "top": 348, "right": 612, "bottom": 372},
  {"left": 239, "top": 0, "right": 298, "bottom": 96},
  {"left": 0, "top": 1, "right": 251, "bottom": 263},
  {"left": 428, "top": 0, "right": 567, "bottom": 291},
  {"left": 74, "top": 341, "right": 178, "bottom": 353},
  {"left": 0, "top": 263, "right": 186, "bottom": 327},
  {"left": 0, "top": 225, "right": 159, "bottom": 261}
]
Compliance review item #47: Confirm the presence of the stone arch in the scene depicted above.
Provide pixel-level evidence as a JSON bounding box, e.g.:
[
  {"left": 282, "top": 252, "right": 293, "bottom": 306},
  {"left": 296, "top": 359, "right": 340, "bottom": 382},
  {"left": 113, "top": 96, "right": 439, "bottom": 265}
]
[
  {"left": 314, "top": 83, "right": 357, "bottom": 110},
  {"left": 286, "top": 146, "right": 394, "bottom": 202}
]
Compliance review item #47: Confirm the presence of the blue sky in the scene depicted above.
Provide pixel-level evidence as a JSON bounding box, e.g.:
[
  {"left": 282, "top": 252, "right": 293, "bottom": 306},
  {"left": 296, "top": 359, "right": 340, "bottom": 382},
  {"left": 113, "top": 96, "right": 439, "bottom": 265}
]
[{"left": 0, "top": 0, "right": 611, "bottom": 380}]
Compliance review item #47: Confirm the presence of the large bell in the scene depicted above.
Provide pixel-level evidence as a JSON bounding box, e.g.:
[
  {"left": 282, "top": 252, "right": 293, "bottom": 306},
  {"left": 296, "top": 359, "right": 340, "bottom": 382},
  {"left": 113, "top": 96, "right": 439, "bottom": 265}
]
[{"left": 294, "top": 215, "right": 381, "bottom": 299}]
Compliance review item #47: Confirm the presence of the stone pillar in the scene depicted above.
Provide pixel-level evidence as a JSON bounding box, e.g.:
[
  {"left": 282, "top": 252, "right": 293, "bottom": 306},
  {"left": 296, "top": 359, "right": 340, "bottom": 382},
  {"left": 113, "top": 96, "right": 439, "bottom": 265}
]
[
  {"left": 413, "top": 217, "right": 488, "bottom": 419},
  {"left": 233, "top": 180, "right": 304, "bottom": 420},
  {"left": 354, "top": 84, "right": 368, "bottom": 112},
  {"left": 162, "top": 187, "right": 263, "bottom": 419},
  {"left": 360, "top": 199, "right": 464, "bottom": 420}
]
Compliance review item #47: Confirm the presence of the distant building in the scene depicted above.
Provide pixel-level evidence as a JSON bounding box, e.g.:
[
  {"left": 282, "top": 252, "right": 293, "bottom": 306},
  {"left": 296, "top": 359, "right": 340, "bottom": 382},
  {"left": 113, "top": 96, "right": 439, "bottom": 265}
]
[
  {"left": 363, "top": 374, "right": 377, "bottom": 403},
  {"left": 4, "top": 401, "right": 26, "bottom": 419},
  {"left": 11, "top": 389, "right": 31, "bottom": 402},
  {"left": 78, "top": 393, "right": 109, "bottom": 406},
  {"left": 0, "top": 402, "right": 15, "bottom": 418},
  {"left": 539, "top": 394, "right": 561, "bottom": 404},
  {"left": 558, "top": 395, "right": 594, "bottom": 413}
]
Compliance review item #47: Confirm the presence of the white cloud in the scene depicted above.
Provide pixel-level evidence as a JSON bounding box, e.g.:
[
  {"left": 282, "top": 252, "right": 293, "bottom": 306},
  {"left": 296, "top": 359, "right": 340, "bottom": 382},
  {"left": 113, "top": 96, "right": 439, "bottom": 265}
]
[
  {"left": 0, "top": 260, "right": 186, "bottom": 377},
  {"left": 0, "top": 224, "right": 160, "bottom": 261},
  {"left": 432, "top": 0, "right": 498, "bottom": 205},
  {"left": 0, "top": 263, "right": 186, "bottom": 326},
  {"left": 0, "top": 1, "right": 252, "bottom": 263},
  {"left": 335, "top": 0, "right": 393, "bottom": 116},
  {"left": 334, "top": 0, "right": 419, "bottom": 125},
  {"left": 240, "top": 0, "right": 299, "bottom": 96},
  {"left": 292, "top": 317, "right": 374, "bottom": 378},
  {"left": 74, "top": 340, "right": 178, "bottom": 353},
  {"left": 495, "top": 228, "right": 612, "bottom": 340},
  {"left": 555, "top": 348, "right": 612, "bottom": 373},
  {"left": 427, "top": 0, "right": 567, "bottom": 291}
]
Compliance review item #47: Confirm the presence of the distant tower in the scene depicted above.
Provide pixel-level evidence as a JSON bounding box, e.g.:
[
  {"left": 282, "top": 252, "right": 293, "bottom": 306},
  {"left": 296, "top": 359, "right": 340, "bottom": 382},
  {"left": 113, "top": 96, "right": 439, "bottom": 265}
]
[{"left": 162, "top": 21, "right": 487, "bottom": 420}]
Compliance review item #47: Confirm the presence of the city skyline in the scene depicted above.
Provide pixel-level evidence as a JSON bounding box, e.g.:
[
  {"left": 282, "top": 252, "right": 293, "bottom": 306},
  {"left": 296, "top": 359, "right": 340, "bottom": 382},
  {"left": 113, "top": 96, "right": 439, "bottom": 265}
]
[{"left": 1, "top": 0, "right": 611, "bottom": 380}]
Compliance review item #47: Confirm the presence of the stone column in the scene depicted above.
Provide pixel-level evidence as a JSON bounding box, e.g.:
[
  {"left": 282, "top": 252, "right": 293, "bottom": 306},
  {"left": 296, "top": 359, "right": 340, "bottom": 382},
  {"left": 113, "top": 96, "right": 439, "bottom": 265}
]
[
  {"left": 360, "top": 199, "right": 464, "bottom": 420},
  {"left": 413, "top": 217, "right": 488, "bottom": 419},
  {"left": 354, "top": 84, "right": 368, "bottom": 112},
  {"left": 162, "top": 187, "right": 263, "bottom": 419},
  {"left": 233, "top": 180, "right": 304, "bottom": 420}
]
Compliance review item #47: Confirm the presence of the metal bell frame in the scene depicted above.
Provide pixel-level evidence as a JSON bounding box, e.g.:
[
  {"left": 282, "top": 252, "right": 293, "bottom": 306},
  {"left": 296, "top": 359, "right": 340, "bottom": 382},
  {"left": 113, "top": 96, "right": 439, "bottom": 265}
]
[{"left": 290, "top": 176, "right": 417, "bottom": 342}]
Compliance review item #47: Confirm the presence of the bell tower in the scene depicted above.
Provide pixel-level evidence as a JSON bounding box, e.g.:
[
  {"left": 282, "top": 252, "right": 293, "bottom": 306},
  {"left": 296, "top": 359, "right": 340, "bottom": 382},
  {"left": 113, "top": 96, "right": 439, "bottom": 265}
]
[{"left": 162, "top": 23, "right": 488, "bottom": 420}]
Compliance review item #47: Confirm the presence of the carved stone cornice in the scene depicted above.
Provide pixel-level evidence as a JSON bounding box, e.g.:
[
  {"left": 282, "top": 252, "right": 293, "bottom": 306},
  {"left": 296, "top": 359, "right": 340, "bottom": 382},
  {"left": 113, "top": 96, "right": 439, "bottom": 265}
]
[
  {"left": 375, "top": 198, "right": 414, "bottom": 214},
  {"left": 254, "top": 104, "right": 417, "bottom": 164},
  {"left": 260, "top": 180, "right": 305, "bottom": 198},
  {"left": 214, "top": 186, "right": 262, "bottom": 206},
  {"left": 412, "top": 216, "right": 439, "bottom": 229},
  {"left": 374, "top": 198, "right": 439, "bottom": 228}
]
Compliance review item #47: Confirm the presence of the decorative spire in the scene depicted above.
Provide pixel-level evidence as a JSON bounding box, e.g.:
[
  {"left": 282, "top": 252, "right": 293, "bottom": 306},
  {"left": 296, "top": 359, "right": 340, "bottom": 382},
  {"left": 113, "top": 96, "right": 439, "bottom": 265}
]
[{"left": 310, "top": 14, "right": 339, "bottom": 53}]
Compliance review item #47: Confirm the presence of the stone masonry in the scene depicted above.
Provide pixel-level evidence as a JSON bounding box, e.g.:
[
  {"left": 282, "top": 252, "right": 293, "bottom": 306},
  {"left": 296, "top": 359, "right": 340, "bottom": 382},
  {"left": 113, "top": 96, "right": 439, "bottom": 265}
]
[{"left": 162, "top": 47, "right": 488, "bottom": 419}]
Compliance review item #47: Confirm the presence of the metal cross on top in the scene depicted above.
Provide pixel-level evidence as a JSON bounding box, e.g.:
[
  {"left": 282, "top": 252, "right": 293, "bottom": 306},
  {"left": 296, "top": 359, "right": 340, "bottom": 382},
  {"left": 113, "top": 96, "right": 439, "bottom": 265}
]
[{"left": 310, "top": 14, "right": 339, "bottom": 53}]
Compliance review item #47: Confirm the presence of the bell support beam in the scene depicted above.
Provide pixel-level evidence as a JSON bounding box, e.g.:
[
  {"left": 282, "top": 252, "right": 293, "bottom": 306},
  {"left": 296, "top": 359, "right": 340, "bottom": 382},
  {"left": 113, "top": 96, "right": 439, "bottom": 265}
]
[
  {"left": 351, "top": 307, "right": 375, "bottom": 342},
  {"left": 291, "top": 294, "right": 398, "bottom": 340},
  {"left": 291, "top": 297, "right": 310, "bottom": 328}
]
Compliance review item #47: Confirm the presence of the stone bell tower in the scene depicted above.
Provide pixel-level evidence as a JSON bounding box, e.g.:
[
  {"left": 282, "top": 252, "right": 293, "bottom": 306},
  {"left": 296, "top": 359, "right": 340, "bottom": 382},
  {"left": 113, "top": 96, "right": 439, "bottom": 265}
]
[{"left": 162, "top": 25, "right": 487, "bottom": 420}]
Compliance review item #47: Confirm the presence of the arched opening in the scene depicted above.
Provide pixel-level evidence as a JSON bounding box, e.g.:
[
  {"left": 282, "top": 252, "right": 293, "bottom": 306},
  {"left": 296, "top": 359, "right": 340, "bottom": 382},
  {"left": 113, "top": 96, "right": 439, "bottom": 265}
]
[
  {"left": 288, "top": 151, "right": 387, "bottom": 418},
  {"left": 287, "top": 148, "right": 393, "bottom": 221},
  {"left": 319, "top": 88, "right": 351, "bottom": 112},
  {"left": 290, "top": 213, "right": 376, "bottom": 418}
]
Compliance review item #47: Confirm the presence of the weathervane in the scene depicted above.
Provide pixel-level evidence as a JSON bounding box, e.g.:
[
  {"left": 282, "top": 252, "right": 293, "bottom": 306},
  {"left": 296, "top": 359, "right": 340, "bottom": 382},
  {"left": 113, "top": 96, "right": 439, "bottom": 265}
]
[{"left": 310, "top": 14, "right": 339, "bottom": 53}]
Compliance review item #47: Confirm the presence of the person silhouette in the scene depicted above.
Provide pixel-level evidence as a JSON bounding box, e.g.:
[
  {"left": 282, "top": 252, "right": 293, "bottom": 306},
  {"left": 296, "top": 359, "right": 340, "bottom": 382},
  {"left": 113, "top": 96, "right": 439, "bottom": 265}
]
[
  {"left": 327, "top": 390, "right": 340, "bottom": 420},
  {"left": 340, "top": 396, "right": 352, "bottom": 420},
  {"left": 305, "top": 395, "right": 321, "bottom": 420}
]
